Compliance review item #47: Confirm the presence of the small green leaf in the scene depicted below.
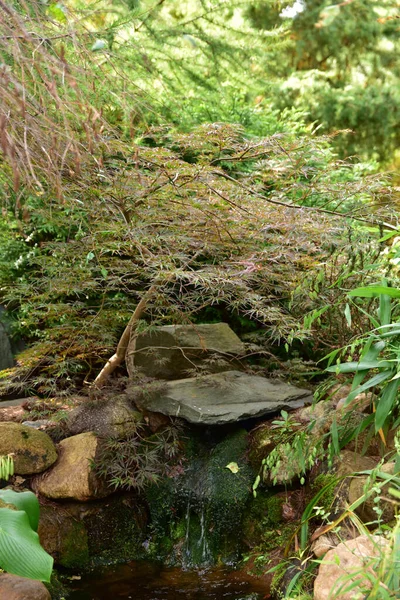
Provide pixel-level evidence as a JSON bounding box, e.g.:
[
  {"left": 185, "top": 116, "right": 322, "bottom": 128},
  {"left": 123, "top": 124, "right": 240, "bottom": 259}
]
[
  {"left": 388, "top": 487, "right": 400, "bottom": 499},
  {"left": 378, "top": 230, "right": 400, "bottom": 243},
  {"left": 345, "top": 370, "right": 393, "bottom": 405},
  {"left": 226, "top": 462, "right": 240, "bottom": 474},
  {"left": 100, "top": 266, "right": 108, "bottom": 278},
  {"left": 86, "top": 251, "right": 95, "bottom": 263},
  {"left": 252, "top": 474, "right": 261, "bottom": 491},
  {"left": 326, "top": 360, "right": 391, "bottom": 373},
  {"left": 331, "top": 417, "right": 339, "bottom": 454},
  {"left": 344, "top": 303, "right": 352, "bottom": 328},
  {"left": 379, "top": 291, "right": 391, "bottom": 326}
]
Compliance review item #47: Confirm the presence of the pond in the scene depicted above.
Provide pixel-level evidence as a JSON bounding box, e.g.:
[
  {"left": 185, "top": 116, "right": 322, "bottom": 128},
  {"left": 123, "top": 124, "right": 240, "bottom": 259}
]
[{"left": 66, "top": 561, "right": 270, "bottom": 600}]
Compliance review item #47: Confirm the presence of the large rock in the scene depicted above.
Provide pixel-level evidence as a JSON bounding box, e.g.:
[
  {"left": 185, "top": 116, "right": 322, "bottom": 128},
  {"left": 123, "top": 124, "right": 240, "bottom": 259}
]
[
  {"left": 67, "top": 394, "right": 143, "bottom": 439},
  {"left": 314, "top": 535, "right": 389, "bottom": 600},
  {"left": 145, "top": 429, "right": 255, "bottom": 565},
  {"left": 348, "top": 461, "right": 396, "bottom": 524},
  {"left": 0, "top": 574, "right": 50, "bottom": 600},
  {"left": 127, "top": 323, "right": 245, "bottom": 379},
  {"left": 38, "top": 504, "right": 89, "bottom": 569},
  {"left": 0, "top": 422, "right": 57, "bottom": 474},
  {"left": 32, "top": 432, "right": 110, "bottom": 501},
  {"left": 0, "top": 322, "right": 13, "bottom": 371},
  {"left": 133, "top": 370, "right": 312, "bottom": 424},
  {"left": 38, "top": 494, "right": 147, "bottom": 568}
]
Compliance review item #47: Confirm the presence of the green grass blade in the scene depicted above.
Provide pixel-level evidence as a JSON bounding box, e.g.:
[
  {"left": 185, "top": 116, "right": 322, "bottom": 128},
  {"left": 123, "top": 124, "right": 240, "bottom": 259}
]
[{"left": 375, "top": 379, "right": 400, "bottom": 433}]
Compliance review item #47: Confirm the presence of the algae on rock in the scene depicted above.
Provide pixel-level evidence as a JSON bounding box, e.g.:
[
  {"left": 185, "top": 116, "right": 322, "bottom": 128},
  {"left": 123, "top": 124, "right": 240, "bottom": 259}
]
[{"left": 145, "top": 428, "right": 256, "bottom": 567}]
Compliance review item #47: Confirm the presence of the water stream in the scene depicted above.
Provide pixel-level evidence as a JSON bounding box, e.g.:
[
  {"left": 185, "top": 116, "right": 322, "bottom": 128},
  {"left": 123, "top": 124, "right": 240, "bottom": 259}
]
[
  {"left": 66, "top": 429, "right": 262, "bottom": 599},
  {"left": 65, "top": 561, "right": 269, "bottom": 600}
]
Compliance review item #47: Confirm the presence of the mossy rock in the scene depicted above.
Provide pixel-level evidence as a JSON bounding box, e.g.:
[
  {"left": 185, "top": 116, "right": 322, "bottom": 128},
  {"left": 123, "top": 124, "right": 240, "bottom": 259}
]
[
  {"left": 66, "top": 394, "right": 143, "bottom": 439},
  {"left": 145, "top": 428, "right": 256, "bottom": 566},
  {"left": 242, "top": 492, "right": 273, "bottom": 546},
  {"left": 38, "top": 494, "right": 147, "bottom": 569},
  {"left": 310, "top": 473, "right": 338, "bottom": 515},
  {"left": 0, "top": 422, "right": 57, "bottom": 475},
  {"left": 85, "top": 494, "right": 147, "bottom": 565},
  {"left": 247, "top": 423, "right": 277, "bottom": 469},
  {"left": 39, "top": 505, "right": 89, "bottom": 569}
]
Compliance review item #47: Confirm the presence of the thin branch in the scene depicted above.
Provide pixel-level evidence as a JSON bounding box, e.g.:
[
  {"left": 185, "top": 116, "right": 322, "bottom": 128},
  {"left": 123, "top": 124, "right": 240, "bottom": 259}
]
[{"left": 213, "top": 171, "right": 397, "bottom": 231}]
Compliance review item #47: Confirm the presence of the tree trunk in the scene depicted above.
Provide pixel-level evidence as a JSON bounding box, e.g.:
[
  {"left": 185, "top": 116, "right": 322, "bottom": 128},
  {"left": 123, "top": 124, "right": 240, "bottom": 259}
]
[{"left": 90, "top": 285, "right": 157, "bottom": 391}]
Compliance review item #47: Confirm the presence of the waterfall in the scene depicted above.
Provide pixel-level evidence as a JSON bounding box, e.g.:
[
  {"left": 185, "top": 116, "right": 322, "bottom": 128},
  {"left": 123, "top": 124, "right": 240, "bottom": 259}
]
[
  {"left": 182, "top": 496, "right": 212, "bottom": 568},
  {"left": 145, "top": 428, "right": 253, "bottom": 568},
  {"left": 198, "top": 503, "right": 212, "bottom": 565}
]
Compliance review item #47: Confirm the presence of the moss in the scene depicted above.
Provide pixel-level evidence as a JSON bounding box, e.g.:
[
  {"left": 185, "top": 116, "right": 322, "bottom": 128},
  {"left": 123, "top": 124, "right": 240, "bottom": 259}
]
[
  {"left": 171, "top": 518, "right": 187, "bottom": 541},
  {"left": 205, "top": 430, "right": 254, "bottom": 533},
  {"left": 310, "top": 473, "right": 337, "bottom": 514},
  {"left": 145, "top": 476, "right": 176, "bottom": 538},
  {"left": 0, "top": 422, "right": 57, "bottom": 475},
  {"left": 264, "top": 495, "right": 284, "bottom": 526},
  {"left": 261, "top": 523, "right": 297, "bottom": 553},
  {"left": 44, "top": 571, "right": 69, "bottom": 600},
  {"left": 144, "top": 428, "right": 255, "bottom": 566},
  {"left": 85, "top": 495, "right": 147, "bottom": 566},
  {"left": 248, "top": 429, "right": 275, "bottom": 469},
  {"left": 58, "top": 519, "right": 89, "bottom": 569},
  {"left": 242, "top": 491, "right": 284, "bottom": 547},
  {"left": 270, "top": 561, "right": 287, "bottom": 599}
]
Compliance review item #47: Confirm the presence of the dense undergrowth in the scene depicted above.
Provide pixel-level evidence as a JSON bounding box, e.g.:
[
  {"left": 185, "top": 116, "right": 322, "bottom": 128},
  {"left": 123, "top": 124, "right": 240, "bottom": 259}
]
[
  {"left": 1, "top": 3, "right": 400, "bottom": 595},
  {"left": 0, "top": 1, "right": 397, "bottom": 395}
]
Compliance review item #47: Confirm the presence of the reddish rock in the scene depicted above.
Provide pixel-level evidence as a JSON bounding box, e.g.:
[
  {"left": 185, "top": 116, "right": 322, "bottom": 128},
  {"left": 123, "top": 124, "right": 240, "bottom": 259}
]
[
  {"left": 0, "top": 405, "right": 27, "bottom": 422},
  {"left": 0, "top": 573, "right": 51, "bottom": 600},
  {"left": 314, "top": 534, "right": 389, "bottom": 600}
]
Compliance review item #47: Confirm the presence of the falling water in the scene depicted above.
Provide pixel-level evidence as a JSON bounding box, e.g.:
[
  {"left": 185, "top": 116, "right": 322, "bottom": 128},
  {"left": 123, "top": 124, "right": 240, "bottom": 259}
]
[
  {"left": 184, "top": 498, "right": 192, "bottom": 566},
  {"left": 198, "top": 504, "right": 212, "bottom": 564},
  {"left": 182, "top": 496, "right": 212, "bottom": 568}
]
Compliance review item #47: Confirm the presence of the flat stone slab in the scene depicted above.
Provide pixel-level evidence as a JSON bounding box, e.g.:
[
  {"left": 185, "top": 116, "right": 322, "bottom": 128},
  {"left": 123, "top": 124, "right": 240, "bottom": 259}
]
[{"left": 135, "top": 370, "right": 313, "bottom": 424}]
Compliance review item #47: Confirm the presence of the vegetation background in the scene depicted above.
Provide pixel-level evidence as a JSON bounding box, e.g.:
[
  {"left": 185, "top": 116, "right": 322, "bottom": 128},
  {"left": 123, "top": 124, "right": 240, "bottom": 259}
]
[
  {"left": 1, "top": 0, "right": 399, "bottom": 396},
  {"left": 1, "top": 2, "right": 400, "bottom": 598}
]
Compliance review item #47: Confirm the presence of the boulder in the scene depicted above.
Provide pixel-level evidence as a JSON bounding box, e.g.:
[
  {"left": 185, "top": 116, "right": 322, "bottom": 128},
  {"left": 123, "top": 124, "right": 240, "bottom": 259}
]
[
  {"left": 311, "top": 533, "right": 340, "bottom": 558},
  {"left": 334, "top": 450, "right": 378, "bottom": 478},
  {"left": 348, "top": 461, "right": 396, "bottom": 524},
  {"left": 38, "top": 494, "right": 147, "bottom": 568},
  {"left": 132, "top": 370, "right": 312, "bottom": 424},
  {"left": 0, "top": 322, "right": 13, "bottom": 371},
  {"left": 66, "top": 394, "right": 143, "bottom": 438},
  {"left": 145, "top": 429, "right": 254, "bottom": 565},
  {"left": 314, "top": 534, "right": 389, "bottom": 600},
  {"left": 32, "top": 432, "right": 110, "bottom": 501},
  {"left": 0, "top": 422, "right": 57, "bottom": 474},
  {"left": 38, "top": 504, "right": 89, "bottom": 569},
  {"left": 298, "top": 401, "right": 383, "bottom": 456},
  {"left": 127, "top": 323, "right": 245, "bottom": 379},
  {"left": 0, "top": 574, "right": 50, "bottom": 600},
  {"left": 0, "top": 401, "right": 28, "bottom": 422}
]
